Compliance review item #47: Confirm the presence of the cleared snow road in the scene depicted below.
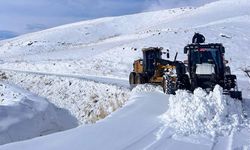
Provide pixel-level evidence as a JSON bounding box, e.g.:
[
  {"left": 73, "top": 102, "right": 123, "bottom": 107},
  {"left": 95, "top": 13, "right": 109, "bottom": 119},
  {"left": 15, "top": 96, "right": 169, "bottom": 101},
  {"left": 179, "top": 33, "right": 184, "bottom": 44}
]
[
  {"left": 0, "top": 69, "right": 130, "bottom": 124},
  {"left": 0, "top": 68, "right": 130, "bottom": 89}
]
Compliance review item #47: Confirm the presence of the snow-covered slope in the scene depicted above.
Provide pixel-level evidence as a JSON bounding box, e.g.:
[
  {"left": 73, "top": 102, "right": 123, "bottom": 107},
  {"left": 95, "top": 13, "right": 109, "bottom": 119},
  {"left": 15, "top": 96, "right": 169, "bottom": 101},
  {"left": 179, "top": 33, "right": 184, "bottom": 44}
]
[
  {"left": 0, "top": 82, "right": 77, "bottom": 145},
  {"left": 0, "top": 0, "right": 249, "bottom": 78},
  {"left": 0, "top": 7, "right": 193, "bottom": 60},
  {"left": 1, "top": 0, "right": 250, "bottom": 149}
]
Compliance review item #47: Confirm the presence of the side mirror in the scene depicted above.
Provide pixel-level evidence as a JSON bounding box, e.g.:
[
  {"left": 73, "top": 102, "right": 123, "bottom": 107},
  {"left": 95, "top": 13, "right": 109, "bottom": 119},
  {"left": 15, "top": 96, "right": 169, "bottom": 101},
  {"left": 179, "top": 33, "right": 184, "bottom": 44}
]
[
  {"left": 184, "top": 47, "right": 188, "bottom": 54},
  {"left": 223, "top": 60, "right": 229, "bottom": 64}
]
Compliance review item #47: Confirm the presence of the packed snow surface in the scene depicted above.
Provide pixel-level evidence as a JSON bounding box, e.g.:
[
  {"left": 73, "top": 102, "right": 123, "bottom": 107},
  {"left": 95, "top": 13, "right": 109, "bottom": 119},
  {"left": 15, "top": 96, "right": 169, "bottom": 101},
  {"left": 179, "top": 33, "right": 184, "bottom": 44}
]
[
  {"left": 1, "top": 85, "right": 250, "bottom": 150},
  {"left": 0, "top": 0, "right": 250, "bottom": 149},
  {"left": 161, "top": 85, "right": 245, "bottom": 136}
]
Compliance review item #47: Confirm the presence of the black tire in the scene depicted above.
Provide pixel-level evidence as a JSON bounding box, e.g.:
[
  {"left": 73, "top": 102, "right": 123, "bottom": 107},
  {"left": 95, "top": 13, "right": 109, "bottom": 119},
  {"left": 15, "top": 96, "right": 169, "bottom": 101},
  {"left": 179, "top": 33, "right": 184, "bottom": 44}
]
[
  {"left": 225, "top": 66, "right": 231, "bottom": 75},
  {"left": 224, "top": 75, "right": 236, "bottom": 90},
  {"left": 135, "top": 73, "right": 145, "bottom": 84},
  {"left": 129, "top": 72, "right": 136, "bottom": 85},
  {"left": 163, "top": 76, "right": 175, "bottom": 94},
  {"left": 190, "top": 76, "right": 198, "bottom": 91},
  {"left": 176, "top": 74, "right": 190, "bottom": 90},
  {"left": 162, "top": 78, "right": 166, "bottom": 93}
]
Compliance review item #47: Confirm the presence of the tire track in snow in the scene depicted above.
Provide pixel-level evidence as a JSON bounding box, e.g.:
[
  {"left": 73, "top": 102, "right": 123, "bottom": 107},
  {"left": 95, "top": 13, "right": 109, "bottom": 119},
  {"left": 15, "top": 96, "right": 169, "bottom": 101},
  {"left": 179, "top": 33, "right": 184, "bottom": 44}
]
[
  {"left": 211, "top": 129, "right": 236, "bottom": 150},
  {"left": 227, "top": 129, "right": 235, "bottom": 150},
  {"left": 120, "top": 124, "right": 174, "bottom": 150},
  {"left": 142, "top": 125, "right": 174, "bottom": 150},
  {"left": 121, "top": 125, "right": 161, "bottom": 150}
]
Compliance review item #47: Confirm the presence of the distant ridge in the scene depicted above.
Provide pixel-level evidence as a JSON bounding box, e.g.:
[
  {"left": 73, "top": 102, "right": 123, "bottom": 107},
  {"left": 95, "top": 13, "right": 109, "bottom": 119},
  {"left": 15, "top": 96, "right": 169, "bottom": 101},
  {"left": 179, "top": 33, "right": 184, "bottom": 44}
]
[{"left": 0, "top": 30, "right": 18, "bottom": 40}]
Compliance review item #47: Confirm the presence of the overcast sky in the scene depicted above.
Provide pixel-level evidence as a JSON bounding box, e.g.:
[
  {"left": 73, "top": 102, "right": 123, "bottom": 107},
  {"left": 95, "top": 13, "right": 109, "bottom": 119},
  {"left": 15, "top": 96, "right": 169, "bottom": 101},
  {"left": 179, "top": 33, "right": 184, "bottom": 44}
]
[{"left": 0, "top": 0, "right": 216, "bottom": 39}]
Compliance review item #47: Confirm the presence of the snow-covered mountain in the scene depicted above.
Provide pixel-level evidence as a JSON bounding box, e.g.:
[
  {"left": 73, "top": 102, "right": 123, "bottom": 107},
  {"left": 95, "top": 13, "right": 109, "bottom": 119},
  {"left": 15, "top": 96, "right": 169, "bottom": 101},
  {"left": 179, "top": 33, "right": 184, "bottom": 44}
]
[{"left": 0, "top": 0, "right": 250, "bottom": 149}]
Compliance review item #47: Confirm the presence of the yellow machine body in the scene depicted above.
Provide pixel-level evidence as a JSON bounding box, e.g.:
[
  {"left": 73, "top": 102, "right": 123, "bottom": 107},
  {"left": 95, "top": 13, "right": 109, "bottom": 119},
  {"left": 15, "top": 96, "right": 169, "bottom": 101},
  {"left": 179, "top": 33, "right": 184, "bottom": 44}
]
[
  {"left": 133, "top": 59, "right": 143, "bottom": 74},
  {"left": 132, "top": 58, "right": 176, "bottom": 84}
]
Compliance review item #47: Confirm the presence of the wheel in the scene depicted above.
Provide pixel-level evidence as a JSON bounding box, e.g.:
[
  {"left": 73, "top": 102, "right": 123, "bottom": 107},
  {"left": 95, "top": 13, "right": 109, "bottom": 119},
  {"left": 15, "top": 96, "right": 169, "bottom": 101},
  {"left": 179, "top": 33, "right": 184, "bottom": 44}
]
[
  {"left": 163, "top": 76, "right": 175, "bottom": 94},
  {"left": 225, "top": 66, "right": 231, "bottom": 75},
  {"left": 176, "top": 74, "right": 190, "bottom": 90},
  {"left": 162, "top": 77, "right": 166, "bottom": 93},
  {"left": 224, "top": 75, "right": 236, "bottom": 90},
  {"left": 135, "top": 73, "right": 145, "bottom": 84},
  {"left": 129, "top": 72, "right": 136, "bottom": 85},
  {"left": 190, "top": 76, "right": 198, "bottom": 91}
]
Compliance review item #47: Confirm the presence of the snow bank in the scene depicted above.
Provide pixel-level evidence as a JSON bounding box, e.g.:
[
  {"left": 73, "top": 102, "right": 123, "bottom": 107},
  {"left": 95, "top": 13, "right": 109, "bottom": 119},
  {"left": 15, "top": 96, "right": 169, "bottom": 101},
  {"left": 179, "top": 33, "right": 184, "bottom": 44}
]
[
  {"left": 161, "top": 85, "right": 244, "bottom": 136},
  {"left": 0, "top": 83, "right": 77, "bottom": 145},
  {"left": 1, "top": 71, "right": 130, "bottom": 124}
]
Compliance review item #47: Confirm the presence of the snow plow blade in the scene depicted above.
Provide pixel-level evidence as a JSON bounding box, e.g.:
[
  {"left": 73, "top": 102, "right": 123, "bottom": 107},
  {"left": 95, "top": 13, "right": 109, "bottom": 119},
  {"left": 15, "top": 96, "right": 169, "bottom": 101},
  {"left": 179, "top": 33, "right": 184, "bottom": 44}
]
[{"left": 223, "top": 91, "right": 242, "bottom": 100}]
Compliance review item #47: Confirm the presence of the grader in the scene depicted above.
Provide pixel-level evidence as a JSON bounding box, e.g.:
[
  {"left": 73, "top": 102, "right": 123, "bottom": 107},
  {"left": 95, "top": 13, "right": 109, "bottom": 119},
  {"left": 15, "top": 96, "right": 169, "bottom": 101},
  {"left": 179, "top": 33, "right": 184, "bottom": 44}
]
[{"left": 129, "top": 47, "right": 189, "bottom": 94}]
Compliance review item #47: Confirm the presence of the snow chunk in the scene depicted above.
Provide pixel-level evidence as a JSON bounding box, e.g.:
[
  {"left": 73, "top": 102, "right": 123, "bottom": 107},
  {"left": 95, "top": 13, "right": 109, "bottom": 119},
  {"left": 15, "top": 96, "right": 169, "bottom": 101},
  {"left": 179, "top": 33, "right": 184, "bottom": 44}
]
[
  {"left": 131, "top": 84, "right": 163, "bottom": 94},
  {"left": 161, "top": 85, "right": 244, "bottom": 136}
]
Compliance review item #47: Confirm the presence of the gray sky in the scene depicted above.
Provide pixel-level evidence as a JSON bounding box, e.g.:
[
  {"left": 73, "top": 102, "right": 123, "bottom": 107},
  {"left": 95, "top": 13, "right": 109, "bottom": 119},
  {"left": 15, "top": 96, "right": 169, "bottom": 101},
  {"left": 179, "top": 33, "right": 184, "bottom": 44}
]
[{"left": 0, "top": 0, "right": 216, "bottom": 39}]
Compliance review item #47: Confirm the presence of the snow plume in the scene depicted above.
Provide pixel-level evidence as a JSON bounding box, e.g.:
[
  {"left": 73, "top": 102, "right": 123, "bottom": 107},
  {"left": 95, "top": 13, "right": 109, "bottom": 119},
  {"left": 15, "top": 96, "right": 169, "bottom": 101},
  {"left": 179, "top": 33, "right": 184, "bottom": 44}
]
[{"left": 161, "top": 85, "right": 244, "bottom": 136}]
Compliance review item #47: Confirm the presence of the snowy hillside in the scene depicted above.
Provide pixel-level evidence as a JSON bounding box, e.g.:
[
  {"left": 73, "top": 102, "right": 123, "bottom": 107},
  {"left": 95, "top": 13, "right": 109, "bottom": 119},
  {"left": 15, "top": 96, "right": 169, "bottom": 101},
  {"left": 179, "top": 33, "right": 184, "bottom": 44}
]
[{"left": 0, "top": 0, "right": 250, "bottom": 149}]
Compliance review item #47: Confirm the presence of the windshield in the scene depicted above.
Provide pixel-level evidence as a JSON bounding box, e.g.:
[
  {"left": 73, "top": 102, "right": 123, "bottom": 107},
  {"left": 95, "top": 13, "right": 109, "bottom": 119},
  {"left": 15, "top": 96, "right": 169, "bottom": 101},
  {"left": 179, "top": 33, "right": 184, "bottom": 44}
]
[{"left": 190, "top": 48, "right": 222, "bottom": 68}]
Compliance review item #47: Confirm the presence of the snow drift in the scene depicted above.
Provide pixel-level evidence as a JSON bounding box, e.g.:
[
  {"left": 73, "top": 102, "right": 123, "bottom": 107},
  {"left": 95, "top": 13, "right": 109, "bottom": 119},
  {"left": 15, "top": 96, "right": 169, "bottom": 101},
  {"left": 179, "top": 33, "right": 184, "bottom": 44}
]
[
  {"left": 161, "top": 85, "right": 245, "bottom": 136},
  {"left": 0, "top": 83, "right": 77, "bottom": 145}
]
